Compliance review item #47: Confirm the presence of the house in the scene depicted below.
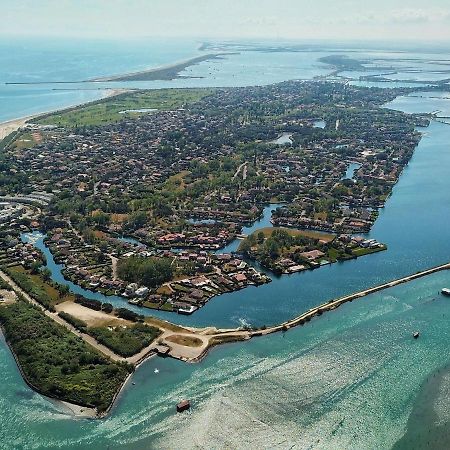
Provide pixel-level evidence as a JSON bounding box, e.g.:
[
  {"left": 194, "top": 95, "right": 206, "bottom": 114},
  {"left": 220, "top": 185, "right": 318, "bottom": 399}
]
[
  {"left": 233, "top": 273, "right": 247, "bottom": 283},
  {"left": 125, "top": 283, "right": 138, "bottom": 296},
  {"left": 135, "top": 286, "right": 149, "bottom": 298},
  {"left": 299, "top": 250, "right": 325, "bottom": 261}
]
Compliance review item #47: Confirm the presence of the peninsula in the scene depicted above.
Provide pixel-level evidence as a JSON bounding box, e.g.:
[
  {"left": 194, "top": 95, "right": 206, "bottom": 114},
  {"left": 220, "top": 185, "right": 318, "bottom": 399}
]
[
  {"left": 0, "top": 79, "right": 440, "bottom": 416},
  {"left": 90, "top": 53, "right": 231, "bottom": 82}
]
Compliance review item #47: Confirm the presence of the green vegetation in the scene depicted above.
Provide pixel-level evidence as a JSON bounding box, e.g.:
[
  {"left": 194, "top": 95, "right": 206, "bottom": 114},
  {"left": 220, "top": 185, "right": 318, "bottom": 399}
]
[
  {"left": 0, "top": 300, "right": 131, "bottom": 412},
  {"left": 239, "top": 228, "right": 385, "bottom": 273},
  {"left": 115, "top": 308, "right": 145, "bottom": 322},
  {"left": 117, "top": 256, "right": 174, "bottom": 288},
  {"left": 88, "top": 323, "right": 161, "bottom": 357},
  {"left": 352, "top": 245, "right": 387, "bottom": 257},
  {"left": 239, "top": 227, "right": 335, "bottom": 247},
  {"left": 35, "top": 88, "right": 215, "bottom": 128},
  {"left": 58, "top": 311, "right": 88, "bottom": 331},
  {"left": 4, "top": 266, "right": 73, "bottom": 311},
  {"left": 0, "top": 277, "right": 11, "bottom": 290},
  {"left": 0, "top": 130, "right": 19, "bottom": 151},
  {"left": 240, "top": 228, "right": 336, "bottom": 268}
]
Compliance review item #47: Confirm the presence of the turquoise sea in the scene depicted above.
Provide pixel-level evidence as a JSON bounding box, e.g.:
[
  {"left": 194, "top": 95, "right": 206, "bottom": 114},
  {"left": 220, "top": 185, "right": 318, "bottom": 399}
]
[{"left": 2, "top": 38, "right": 450, "bottom": 449}]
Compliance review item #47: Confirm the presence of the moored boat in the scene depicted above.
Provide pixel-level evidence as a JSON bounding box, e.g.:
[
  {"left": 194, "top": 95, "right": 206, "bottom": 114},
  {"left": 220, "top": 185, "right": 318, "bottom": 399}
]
[
  {"left": 176, "top": 399, "right": 191, "bottom": 413},
  {"left": 441, "top": 288, "right": 450, "bottom": 296}
]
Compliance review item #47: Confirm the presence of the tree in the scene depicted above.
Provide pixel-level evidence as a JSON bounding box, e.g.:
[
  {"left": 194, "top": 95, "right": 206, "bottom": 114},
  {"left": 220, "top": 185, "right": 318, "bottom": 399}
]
[
  {"left": 256, "top": 231, "right": 265, "bottom": 244},
  {"left": 58, "top": 284, "right": 70, "bottom": 298},
  {"left": 41, "top": 268, "right": 52, "bottom": 282},
  {"left": 30, "top": 261, "right": 42, "bottom": 275},
  {"left": 117, "top": 257, "right": 173, "bottom": 288},
  {"left": 127, "top": 211, "right": 147, "bottom": 230}
]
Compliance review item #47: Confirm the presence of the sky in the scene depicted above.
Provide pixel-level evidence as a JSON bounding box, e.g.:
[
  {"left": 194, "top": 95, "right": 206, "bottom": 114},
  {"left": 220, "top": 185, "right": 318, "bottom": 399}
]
[{"left": 2, "top": 0, "right": 450, "bottom": 42}]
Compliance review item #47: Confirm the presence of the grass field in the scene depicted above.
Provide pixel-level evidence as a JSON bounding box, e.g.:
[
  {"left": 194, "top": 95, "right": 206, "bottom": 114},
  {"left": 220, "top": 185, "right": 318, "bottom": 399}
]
[
  {"left": 35, "top": 88, "right": 215, "bottom": 128},
  {"left": 165, "top": 334, "right": 203, "bottom": 347},
  {"left": 352, "top": 245, "right": 387, "bottom": 257}
]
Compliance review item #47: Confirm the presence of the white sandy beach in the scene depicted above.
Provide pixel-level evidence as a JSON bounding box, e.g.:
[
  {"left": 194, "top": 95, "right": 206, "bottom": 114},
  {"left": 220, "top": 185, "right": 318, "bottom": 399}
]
[
  {"left": 0, "top": 88, "right": 128, "bottom": 141},
  {"left": 0, "top": 117, "right": 31, "bottom": 140},
  {"left": 55, "top": 399, "right": 98, "bottom": 418}
]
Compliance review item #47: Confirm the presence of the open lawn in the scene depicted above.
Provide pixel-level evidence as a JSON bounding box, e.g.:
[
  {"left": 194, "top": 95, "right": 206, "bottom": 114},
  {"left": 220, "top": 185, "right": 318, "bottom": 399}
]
[
  {"left": 352, "top": 245, "right": 387, "bottom": 257},
  {"left": 88, "top": 323, "right": 161, "bottom": 357}
]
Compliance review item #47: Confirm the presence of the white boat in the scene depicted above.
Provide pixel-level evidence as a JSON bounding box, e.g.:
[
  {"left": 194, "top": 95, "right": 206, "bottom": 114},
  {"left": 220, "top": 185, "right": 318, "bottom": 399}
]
[{"left": 441, "top": 288, "right": 450, "bottom": 296}]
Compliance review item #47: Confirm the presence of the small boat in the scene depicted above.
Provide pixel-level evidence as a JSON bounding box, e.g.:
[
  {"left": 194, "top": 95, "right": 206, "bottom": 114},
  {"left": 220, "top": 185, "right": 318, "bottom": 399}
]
[
  {"left": 132, "top": 382, "right": 136, "bottom": 385},
  {"left": 154, "top": 368, "right": 159, "bottom": 374},
  {"left": 176, "top": 399, "right": 191, "bottom": 413},
  {"left": 441, "top": 288, "right": 450, "bottom": 296},
  {"left": 413, "top": 331, "right": 420, "bottom": 339}
]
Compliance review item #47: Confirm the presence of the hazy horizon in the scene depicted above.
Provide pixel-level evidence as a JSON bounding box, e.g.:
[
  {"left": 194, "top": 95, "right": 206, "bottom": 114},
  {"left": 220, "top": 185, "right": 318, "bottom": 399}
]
[{"left": 2, "top": 0, "right": 450, "bottom": 43}]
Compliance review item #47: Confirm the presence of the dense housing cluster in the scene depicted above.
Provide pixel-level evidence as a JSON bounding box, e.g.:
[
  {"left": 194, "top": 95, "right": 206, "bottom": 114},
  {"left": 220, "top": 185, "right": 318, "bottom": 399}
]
[{"left": 0, "top": 81, "right": 427, "bottom": 313}]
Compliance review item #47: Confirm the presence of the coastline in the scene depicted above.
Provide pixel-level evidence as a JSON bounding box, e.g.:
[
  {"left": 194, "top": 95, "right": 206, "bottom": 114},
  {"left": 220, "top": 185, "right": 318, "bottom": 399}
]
[
  {"left": 0, "top": 117, "right": 31, "bottom": 141},
  {"left": 3, "top": 258, "right": 450, "bottom": 420},
  {"left": 90, "top": 53, "right": 232, "bottom": 82},
  {"left": 1, "top": 76, "right": 448, "bottom": 432},
  {"left": 0, "top": 88, "right": 129, "bottom": 140},
  {"left": 0, "top": 325, "right": 98, "bottom": 418}
]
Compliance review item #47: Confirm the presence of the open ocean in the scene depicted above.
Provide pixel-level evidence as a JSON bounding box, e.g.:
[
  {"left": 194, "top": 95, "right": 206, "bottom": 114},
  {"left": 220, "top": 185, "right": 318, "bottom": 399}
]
[{"left": 1, "top": 37, "right": 450, "bottom": 449}]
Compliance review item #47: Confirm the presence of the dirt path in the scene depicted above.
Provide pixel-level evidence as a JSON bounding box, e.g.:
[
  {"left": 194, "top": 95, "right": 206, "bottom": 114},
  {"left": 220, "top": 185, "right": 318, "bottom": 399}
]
[{"left": 1, "top": 269, "right": 214, "bottom": 364}]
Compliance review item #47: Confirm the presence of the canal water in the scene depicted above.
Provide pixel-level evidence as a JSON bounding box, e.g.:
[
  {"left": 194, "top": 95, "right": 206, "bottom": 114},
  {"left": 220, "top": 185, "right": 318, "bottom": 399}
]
[{"left": 342, "top": 162, "right": 361, "bottom": 180}]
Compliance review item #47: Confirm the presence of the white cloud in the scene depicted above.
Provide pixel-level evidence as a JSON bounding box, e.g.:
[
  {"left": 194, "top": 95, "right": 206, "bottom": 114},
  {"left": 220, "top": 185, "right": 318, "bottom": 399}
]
[{"left": 1, "top": 0, "right": 450, "bottom": 42}]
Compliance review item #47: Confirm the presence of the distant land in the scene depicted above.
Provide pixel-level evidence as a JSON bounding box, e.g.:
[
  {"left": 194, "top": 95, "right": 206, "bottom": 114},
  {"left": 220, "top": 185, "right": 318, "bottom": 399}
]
[
  {"left": 89, "top": 53, "right": 233, "bottom": 82},
  {"left": 5, "top": 53, "right": 234, "bottom": 85}
]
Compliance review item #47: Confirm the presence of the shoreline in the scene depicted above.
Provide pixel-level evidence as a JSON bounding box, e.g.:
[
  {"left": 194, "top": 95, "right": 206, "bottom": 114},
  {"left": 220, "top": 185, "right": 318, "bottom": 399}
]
[
  {"left": 0, "top": 88, "right": 129, "bottom": 140},
  {"left": 2, "top": 250, "right": 450, "bottom": 419},
  {"left": 0, "top": 325, "right": 98, "bottom": 418},
  {"left": 4, "top": 53, "right": 234, "bottom": 85},
  {"left": 1, "top": 80, "right": 445, "bottom": 421},
  {"left": 90, "top": 53, "right": 233, "bottom": 82}
]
